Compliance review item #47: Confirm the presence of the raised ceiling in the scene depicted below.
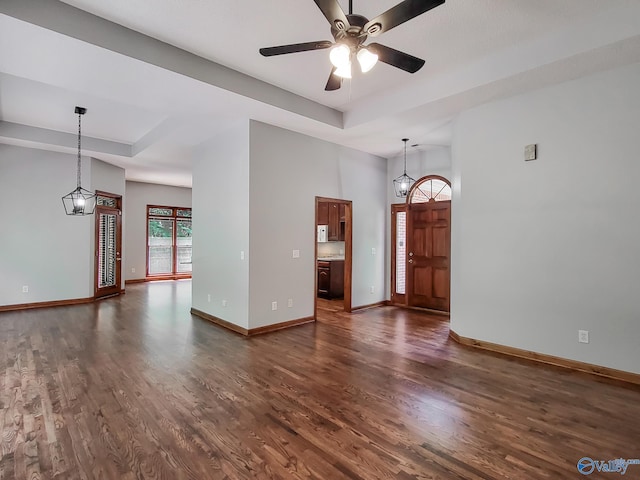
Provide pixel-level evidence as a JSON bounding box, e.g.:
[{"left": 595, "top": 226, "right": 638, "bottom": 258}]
[{"left": 1, "top": 0, "right": 640, "bottom": 187}]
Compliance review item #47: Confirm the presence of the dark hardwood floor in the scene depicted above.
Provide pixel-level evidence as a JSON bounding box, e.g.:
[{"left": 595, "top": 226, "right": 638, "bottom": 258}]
[{"left": 1, "top": 280, "right": 639, "bottom": 479}]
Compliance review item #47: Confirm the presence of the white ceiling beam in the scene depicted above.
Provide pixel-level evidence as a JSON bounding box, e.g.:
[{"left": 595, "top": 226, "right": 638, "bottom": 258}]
[
  {"left": 0, "top": 121, "right": 131, "bottom": 157},
  {"left": 0, "top": 0, "right": 344, "bottom": 129}
]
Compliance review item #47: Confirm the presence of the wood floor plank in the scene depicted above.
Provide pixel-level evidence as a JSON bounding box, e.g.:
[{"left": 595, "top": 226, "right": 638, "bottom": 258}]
[{"left": 1, "top": 280, "right": 639, "bottom": 479}]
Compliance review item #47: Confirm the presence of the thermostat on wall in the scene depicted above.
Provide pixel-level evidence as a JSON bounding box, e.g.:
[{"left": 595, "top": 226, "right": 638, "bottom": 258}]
[{"left": 524, "top": 144, "right": 537, "bottom": 161}]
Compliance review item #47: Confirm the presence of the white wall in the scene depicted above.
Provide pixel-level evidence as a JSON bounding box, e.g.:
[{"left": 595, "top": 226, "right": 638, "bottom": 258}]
[
  {"left": 0, "top": 145, "right": 124, "bottom": 305},
  {"left": 248, "top": 121, "right": 387, "bottom": 328},
  {"left": 191, "top": 121, "right": 250, "bottom": 329},
  {"left": 451, "top": 62, "right": 640, "bottom": 374},
  {"left": 124, "top": 181, "right": 192, "bottom": 281},
  {"left": 385, "top": 146, "right": 452, "bottom": 298}
]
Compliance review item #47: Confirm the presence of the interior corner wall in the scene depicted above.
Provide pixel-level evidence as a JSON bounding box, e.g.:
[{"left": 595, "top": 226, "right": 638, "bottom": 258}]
[
  {"left": 450, "top": 62, "right": 640, "bottom": 374},
  {"left": 385, "top": 147, "right": 452, "bottom": 299},
  {"left": 124, "top": 181, "right": 192, "bottom": 281},
  {"left": 248, "top": 120, "right": 387, "bottom": 329},
  {"left": 0, "top": 144, "right": 93, "bottom": 305},
  {"left": 191, "top": 121, "right": 250, "bottom": 329}
]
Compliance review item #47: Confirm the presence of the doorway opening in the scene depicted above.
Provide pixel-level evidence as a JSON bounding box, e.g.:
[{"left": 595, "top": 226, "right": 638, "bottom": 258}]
[
  {"left": 314, "top": 197, "right": 352, "bottom": 316},
  {"left": 95, "top": 191, "right": 122, "bottom": 299},
  {"left": 391, "top": 175, "right": 451, "bottom": 312}
]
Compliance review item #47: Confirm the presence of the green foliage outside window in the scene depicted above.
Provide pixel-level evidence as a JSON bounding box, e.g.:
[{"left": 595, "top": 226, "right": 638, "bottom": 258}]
[{"left": 149, "top": 220, "right": 172, "bottom": 237}]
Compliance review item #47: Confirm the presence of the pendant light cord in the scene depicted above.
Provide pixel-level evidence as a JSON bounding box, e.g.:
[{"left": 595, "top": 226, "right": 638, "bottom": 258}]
[
  {"left": 77, "top": 112, "right": 82, "bottom": 189},
  {"left": 403, "top": 138, "right": 408, "bottom": 174}
]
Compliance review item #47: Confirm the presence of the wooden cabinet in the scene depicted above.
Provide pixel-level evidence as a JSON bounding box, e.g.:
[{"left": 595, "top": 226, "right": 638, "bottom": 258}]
[
  {"left": 317, "top": 201, "right": 345, "bottom": 241},
  {"left": 317, "top": 202, "right": 329, "bottom": 226},
  {"left": 317, "top": 260, "right": 344, "bottom": 299},
  {"left": 328, "top": 203, "right": 340, "bottom": 241}
]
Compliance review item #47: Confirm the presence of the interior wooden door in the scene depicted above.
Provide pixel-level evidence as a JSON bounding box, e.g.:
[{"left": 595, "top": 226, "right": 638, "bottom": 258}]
[
  {"left": 406, "top": 200, "right": 451, "bottom": 311},
  {"left": 95, "top": 194, "right": 122, "bottom": 299}
]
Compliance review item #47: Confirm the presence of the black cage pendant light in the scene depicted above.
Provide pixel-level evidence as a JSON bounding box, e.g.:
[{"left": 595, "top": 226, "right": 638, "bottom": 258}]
[
  {"left": 393, "top": 138, "right": 416, "bottom": 197},
  {"left": 62, "top": 106, "right": 96, "bottom": 216}
]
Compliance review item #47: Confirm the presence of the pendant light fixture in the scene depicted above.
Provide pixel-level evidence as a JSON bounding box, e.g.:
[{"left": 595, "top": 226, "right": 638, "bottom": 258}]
[
  {"left": 62, "top": 106, "right": 96, "bottom": 216},
  {"left": 393, "top": 138, "right": 416, "bottom": 198}
]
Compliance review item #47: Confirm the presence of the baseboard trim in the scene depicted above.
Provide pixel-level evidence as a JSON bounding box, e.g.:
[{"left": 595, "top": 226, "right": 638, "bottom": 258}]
[
  {"left": 191, "top": 308, "right": 248, "bottom": 335},
  {"left": 352, "top": 301, "right": 387, "bottom": 311},
  {"left": 191, "top": 308, "right": 314, "bottom": 337},
  {"left": 449, "top": 329, "right": 640, "bottom": 386},
  {"left": 0, "top": 296, "right": 95, "bottom": 312},
  {"left": 126, "top": 276, "right": 192, "bottom": 285},
  {"left": 248, "top": 317, "right": 314, "bottom": 336}
]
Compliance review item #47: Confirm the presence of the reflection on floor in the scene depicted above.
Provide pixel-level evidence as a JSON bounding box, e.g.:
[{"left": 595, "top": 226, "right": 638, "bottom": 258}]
[
  {"left": 316, "top": 296, "right": 344, "bottom": 313},
  {"left": 1, "top": 280, "right": 639, "bottom": 479}
]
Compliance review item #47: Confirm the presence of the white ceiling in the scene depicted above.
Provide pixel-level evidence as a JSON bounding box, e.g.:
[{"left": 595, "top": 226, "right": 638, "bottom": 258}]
[{"left": 2, "top": 0, "right": 640, "bottom": 187}]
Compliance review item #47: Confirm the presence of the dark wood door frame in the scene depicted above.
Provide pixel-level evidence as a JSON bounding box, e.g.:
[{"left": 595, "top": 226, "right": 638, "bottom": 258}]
[
  {"left": 391, "top": 175, "right": 452, "bottom": 313},
  {"left": 314, "top": 196, "right": 353, "bottom": 316},
  {"left": 94, "top": 191, "right": 122, "bottom": 299}
]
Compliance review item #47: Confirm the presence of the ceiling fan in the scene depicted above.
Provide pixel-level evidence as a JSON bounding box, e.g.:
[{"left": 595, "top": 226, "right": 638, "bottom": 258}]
[{"left": 259, "top": 0, "right": 445, "bottom": 91}]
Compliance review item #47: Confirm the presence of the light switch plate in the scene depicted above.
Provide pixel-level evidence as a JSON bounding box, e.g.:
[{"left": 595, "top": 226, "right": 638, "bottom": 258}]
[
  {"left": 525, "top": 144, "right": 537, "bottom": 161},
  {"left": 292, "top": 249, "right": 300, "bottom": 258}
]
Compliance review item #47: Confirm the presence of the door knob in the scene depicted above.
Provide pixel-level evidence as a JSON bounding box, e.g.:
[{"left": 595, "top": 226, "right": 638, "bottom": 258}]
[
  {"left": 408, "top": 259, "right": 413, "bottom": 264},
  {"left": 409, "top": 252, "right": 414, "bottom": 257}
]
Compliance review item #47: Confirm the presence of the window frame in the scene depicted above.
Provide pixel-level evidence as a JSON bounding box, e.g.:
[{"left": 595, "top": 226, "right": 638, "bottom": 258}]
[{"left": 146, "top": 204, "right": 192, "bottom": 279}]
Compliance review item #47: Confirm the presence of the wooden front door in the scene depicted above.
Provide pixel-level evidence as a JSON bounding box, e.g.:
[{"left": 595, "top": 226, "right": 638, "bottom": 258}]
[
  {"left": 406, "top": 200, "right": 451, "bottom": 311},
  {"left": 95, "top": 193, "right": 122, "bottom": 299}
]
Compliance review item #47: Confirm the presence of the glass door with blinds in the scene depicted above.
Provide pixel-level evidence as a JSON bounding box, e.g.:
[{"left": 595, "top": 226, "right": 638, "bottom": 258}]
[
  {"left": 95, "top": 193, "right": 122, "bottom": 299},
  {"left": 147, "top": 206, "right": 192, "bottom": 278}
]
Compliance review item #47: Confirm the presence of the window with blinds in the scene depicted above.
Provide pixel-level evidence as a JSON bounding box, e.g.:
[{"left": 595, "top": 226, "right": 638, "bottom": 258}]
[
  {"left": 98, "top": 212, "right": 117, "bottom": 288},
  {"left": 395, "top": 211, "right": 407, "bottom": 295}
]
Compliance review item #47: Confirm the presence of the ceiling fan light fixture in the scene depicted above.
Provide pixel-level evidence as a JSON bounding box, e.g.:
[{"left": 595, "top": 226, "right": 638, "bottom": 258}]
[
  {"left": 357, "top": 47, "right": 378, "bottom": 73},
  {"left": 329, "top": 43, "right": 351, "bottom": 69},
  {"left": 333, "top": 63, "right": 352, "bottom": 79}
]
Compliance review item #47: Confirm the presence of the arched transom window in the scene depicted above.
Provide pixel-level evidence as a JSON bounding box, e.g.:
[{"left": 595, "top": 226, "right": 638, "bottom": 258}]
[{"left": 408, "top": 176, "right": 451, "bottom": 203}]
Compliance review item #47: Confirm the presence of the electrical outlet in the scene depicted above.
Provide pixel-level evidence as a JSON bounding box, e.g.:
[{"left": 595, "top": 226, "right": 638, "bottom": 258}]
[
  {"left": 371, "top": 247, "right": 376, "bottom": 255},
  {"left": 207, "top": 294, "right": 211, "bottom": 303},
  {"left": 370, "top": 286, "right": 374, "bottom": 294},
  {"left": 287, "top": 298, "right": 293, "bottom": 308},
  {"left": 292, "top": 249, "right": 300, "bottom": 258},
  {"left": 339, "top": 248, "right": 344, "bottom": 255},
  {"left": 525, "top": 144, "right": 537, "bottom": 161},
  {"left": 131, "top": 267, "right": 136, "bottom": 273},
  {"left": 578, "top": 330, "right": 589, "bottom": 344},
  {"left": 240, "top": 251, "right": 245, "bottom": 260},
  {"left": 22, "top": 285, "right": 29, "bottom": 293},
  {"left": 271, "top": 301, "right": 278, "bottom": 311},
  {"left": 222, "top": 300, "right": 228, "bottom": 307}
]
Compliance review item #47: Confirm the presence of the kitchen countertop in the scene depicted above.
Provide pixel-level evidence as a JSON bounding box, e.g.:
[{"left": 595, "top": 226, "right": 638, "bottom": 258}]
[{"left": 317, "top": 257, "right": 345, "bottom": 261}]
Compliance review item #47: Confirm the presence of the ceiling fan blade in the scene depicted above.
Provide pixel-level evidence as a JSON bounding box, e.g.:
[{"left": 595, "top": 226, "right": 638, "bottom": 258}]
[
  {"left": 364, "top": 0, "right": 445, "bottom": 36},
  {"left": 325, "top": 67, "right": 342, "bottom": 91},
  {"left": 367, "top": 43, "right": 425, "bottom": 73},
  {"left": 259, "top": 41, "right": 333, "bottom": 57},
  {"left": 313, "top": 0, "right": 350, "bottom": 30}
]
